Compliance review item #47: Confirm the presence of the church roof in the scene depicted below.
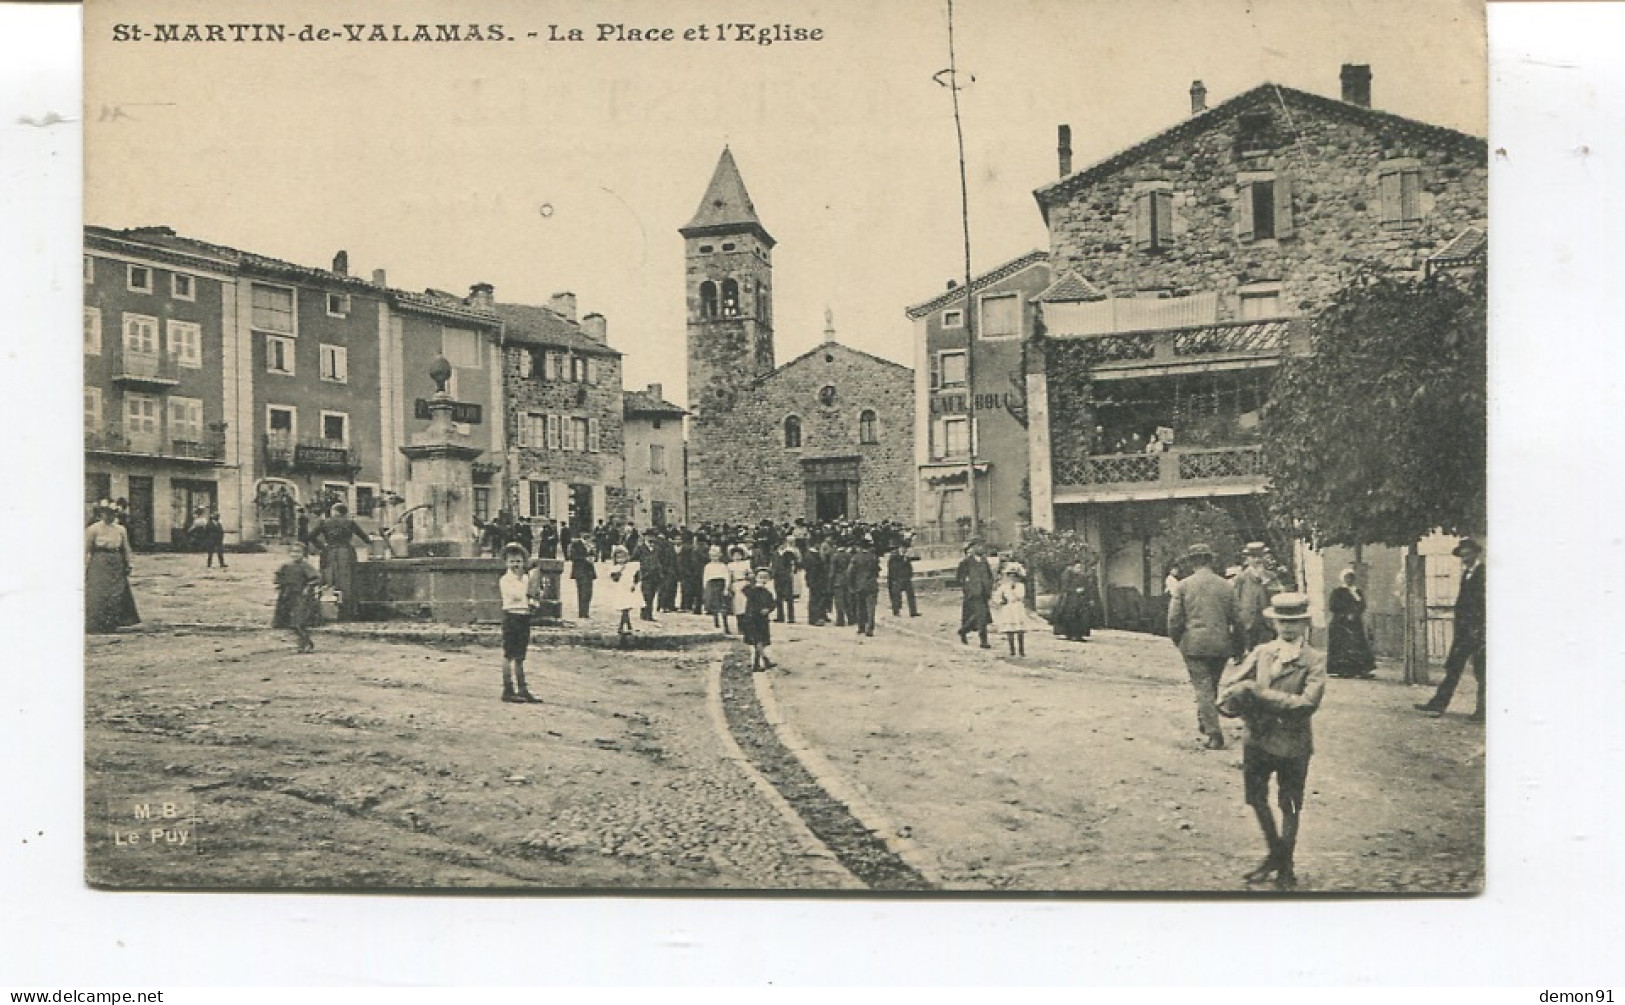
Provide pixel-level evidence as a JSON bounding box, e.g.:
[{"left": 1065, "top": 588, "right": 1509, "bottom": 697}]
[
  {"left": 754, "top": 339, "right": 912, "bottom": 387},
  {"left": 680, "top": 147, "right": 775, "bottom": 247}
]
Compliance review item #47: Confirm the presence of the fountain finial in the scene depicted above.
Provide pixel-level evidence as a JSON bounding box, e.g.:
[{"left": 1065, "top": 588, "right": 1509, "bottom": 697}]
[{"left": 429, "top": 354, "right": 453, "bottom": 395}]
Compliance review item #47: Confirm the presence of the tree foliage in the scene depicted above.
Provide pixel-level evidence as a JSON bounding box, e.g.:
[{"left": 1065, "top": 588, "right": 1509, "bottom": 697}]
[
  {"left": 1262, "top": 268, "right": 1487, "bottom": 548},
  {"left": 1148, "top": 501, "right": 1246, "bottom": 579}
]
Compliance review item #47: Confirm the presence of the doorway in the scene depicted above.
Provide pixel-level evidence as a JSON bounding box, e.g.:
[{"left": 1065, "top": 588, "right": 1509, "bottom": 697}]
[
  {"left": 568, "top": 484, "right": 594, "bottom": 533},
  {"left": 126, "top": 476, "right": 155, "bottom": 549},
  {"left": 813, "top": 482, "right": 852, "bottom": 522}
]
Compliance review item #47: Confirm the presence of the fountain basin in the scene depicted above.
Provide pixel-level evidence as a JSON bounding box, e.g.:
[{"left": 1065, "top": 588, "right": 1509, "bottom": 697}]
[{"left": 353, "top": 557, "right": 564, "bottom": 623}]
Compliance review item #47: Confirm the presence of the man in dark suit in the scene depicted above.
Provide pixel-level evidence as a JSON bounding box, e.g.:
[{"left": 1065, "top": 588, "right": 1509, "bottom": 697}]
[
  {"left": 956, "top": 540, "right": 994, "bottom": 649},
  {"left": 1416, "top": 538, "right": 1487, "bottom": 722},
  {"left": 1168, "top": 542, "right": 1244, "bottom": 749},
  {"left": 847, "top": 535, "right": 881, "bottom": 637},
  {"left": 829, "top": 539, "right": 853, "bottom": 628}
]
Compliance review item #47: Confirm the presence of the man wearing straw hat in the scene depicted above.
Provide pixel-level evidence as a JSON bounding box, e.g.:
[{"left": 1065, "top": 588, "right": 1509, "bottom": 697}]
[
  {"left": 1167, "top": 542, "right": 1243, "bottom": 750},
  {"left": 1218, "top": 592, "right": 1326, "bottom": 890}
]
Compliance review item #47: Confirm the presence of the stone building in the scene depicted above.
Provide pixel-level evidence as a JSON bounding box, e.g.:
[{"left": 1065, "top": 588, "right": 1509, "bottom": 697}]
[
  {"left": 621, "top": 384, "right": 689, "bottom": 529},
  {"left": 485, "top": 292, "right": 624, "bottom": 533},
  {"left": 681, "top": 148, "right": 915, "bottom": 525},
  {"left": 1024, "top": 66, "right": 1487, "bottom": 630},
  {"left": 906, "top": 250, "right": 1050, "bottom": 547}
]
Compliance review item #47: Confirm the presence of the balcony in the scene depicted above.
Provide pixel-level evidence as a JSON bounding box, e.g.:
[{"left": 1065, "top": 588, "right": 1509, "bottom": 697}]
[
  {"left": 1052, "top": 319, "right": 1301, "bottom": 379},
  {"left": 1052, "top": 445, "right": 1266, "bottom": 504},
  {"left": 111, "top": 351, "right": 183, "bottom": 389},
  {"left": 85, "top": 423, "right": 226, "bottom": 464},
  {"left": 264, "top": 433, "right": 362, "bottom": 474}
]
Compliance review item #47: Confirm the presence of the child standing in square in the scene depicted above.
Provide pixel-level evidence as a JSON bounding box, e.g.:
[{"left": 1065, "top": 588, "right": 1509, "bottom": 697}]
[
  {"left": 272, "top": 540, "right": 323, "bottom": 653},
  {"left": 609, "top": 545, "right": 641, "bottom": 641},
  {"left": 702, "top": 545, "right": 733, "bottom": 635},
  {"left": 991, "top": 564, "right": 1030, "bottom": 656},
  {"left": 740, "top": 567, "right": 778, "bottom": 671},
  {"left": 499, "top": 543, "right": 542, "bottom": 704}
]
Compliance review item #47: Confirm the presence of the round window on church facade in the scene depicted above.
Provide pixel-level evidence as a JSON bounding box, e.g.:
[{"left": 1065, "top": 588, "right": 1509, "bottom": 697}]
[{"left": 817, "top": 385, "right": 837, "bottom": 407}]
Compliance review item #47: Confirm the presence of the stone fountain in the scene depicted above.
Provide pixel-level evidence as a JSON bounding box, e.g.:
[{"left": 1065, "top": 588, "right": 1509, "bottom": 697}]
[{"left": 352, "top": 356, "right": 562, "bottom": 623}]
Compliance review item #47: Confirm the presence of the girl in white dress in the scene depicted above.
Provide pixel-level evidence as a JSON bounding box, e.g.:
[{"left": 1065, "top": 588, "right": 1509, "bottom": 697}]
[
  {"left": 608, "top": 545, "right": 641, "bottom": 641},
  {"left": 991, "top": 564, "right": 1030, "bottom": 657}
]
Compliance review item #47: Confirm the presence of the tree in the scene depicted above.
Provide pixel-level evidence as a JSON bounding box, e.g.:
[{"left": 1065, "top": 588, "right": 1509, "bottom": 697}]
[{"left": 1262, "top": 267, "right": 1486, "bottom": 680}]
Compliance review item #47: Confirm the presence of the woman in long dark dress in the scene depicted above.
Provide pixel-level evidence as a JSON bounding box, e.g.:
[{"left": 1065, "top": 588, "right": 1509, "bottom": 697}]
[
  {"left": 1050, "top": 560, "right": 1096, "bottom": 641},
  {"left": 1327, "top": 568, "right": 1377, "bottom": 678},
  {"left": 85, "top": 501, "right": 140, "bottom": 633},
  {"left": 308, "top": 503, "right": 371, "bottom": 620}
]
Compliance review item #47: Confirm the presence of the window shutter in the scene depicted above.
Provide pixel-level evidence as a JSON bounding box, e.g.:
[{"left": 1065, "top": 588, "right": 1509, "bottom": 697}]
[
  {"left": 545, "top": 414, "right": 560, "bottom": 450},
  {"left": 929, "top": 353, "right": 941, "bottom": 390},
  {"left": 971, "top": 417, "right": 980, "bottom": 456},
  {"left": 586, "top": 358, "right": 598, "bottom": 385},
  {"left": 1235, "top": 182, "right": 1256, "bottom": 242},
  {"left": 1273, "top": 174, "right": 1294, "bottom": 239},
  {"left": 587, "top": 418, "right": 600, "bottom": 453},
  {"left": 1133, "top": 192, "right": 1153, "bottom": 250},
  {"left": 1153, "top": 191, "right": 1173, "bottom": 248},
  {"left": 931, "top": 418, "right": 946, "bottom": 460},
  {"left": 1380, "top": 171, "right": 1402, "bottom": 223},
  {"left": 1401, "top": 170, "right": 1421, "bottom": 222},
  {"left": 519, "top": 351, "right": 533, "bottom": 379}
]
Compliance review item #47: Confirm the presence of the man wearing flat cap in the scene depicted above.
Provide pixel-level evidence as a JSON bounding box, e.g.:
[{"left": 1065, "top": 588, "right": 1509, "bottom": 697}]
[
  {"left": 1167, "top": 542, "right": 1244, "bottom": 749},
  {"left": 1218, "top": 592, "right": 1326, "bottom": 889},
  {"left": 1415, "top": 537, "right": 1486, "bottom": 722}
]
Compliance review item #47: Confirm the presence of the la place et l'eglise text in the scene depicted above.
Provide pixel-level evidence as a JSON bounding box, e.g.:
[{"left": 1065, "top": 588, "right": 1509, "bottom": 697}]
[{"left": 109, "top": 22, "right": 826, "bottom": 45}]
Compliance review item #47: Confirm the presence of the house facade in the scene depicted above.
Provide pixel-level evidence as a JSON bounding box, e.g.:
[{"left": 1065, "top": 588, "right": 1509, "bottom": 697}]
[
  {"left": 906, "top": 250, "right": 1050, "bottom": 547},
  {"left": 621, "top": 384, "right": 689, "bottom": 530},
  {"left": 1025, "top": 66, "right": 1488, "bottom": 630}
]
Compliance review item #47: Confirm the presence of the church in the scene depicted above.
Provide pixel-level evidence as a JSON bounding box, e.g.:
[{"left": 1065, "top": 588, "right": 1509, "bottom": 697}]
[{"left": 681, "top": 148, "right": 915, "bottom": 526}]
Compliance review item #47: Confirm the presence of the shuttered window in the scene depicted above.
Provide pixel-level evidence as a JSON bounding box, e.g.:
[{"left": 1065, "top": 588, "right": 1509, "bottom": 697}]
[
  {"left": 1237, "top": 175, "right": 1294, "bottom": 242},
  {"left": 545, "top": 414, "right": 561, "bottom": 450},
  {"left": 1134, "top": 189, "right": 1174, "bottom": 252},
  {"left": 1380, "top": 166, "right": 1422, "bottom": 224}
]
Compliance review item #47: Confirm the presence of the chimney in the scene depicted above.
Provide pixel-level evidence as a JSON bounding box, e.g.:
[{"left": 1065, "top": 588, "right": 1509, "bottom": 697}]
[
  {"left": 647, "top": 383, "right": 663, "bottom": 401},
  {"left": 371, "top": 268, "right": 387, "bottom": 287},
  {"left": 548, "top": 291, "right": 577, "bottom": 322},
  {"left": 946, "top": 279, "right": 958, "bottom": 291},
  {"left": 581, "top": 312, "right": 607, "bottom": 343},
  {"left": 1340, "top": 63, "right": 1372, "bottom": 108},
  {"left": 1190, "top": 80, "right": 1208, "bottom": 115},
  {"left": 332, "top": 250, "right": 349, "bottom": 275},
  {"left": 1057, "top": 124, "right": 1072, "bottom": 177},
  {"left": 468, "top": 282, "right": 494, "bottom": 309}
]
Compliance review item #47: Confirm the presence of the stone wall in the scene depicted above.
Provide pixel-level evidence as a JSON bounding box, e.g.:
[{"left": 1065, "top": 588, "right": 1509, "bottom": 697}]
[
  {"left": 689, "top": 344, "right": 914, "bottom": 525},
  {"left": 1043, "top": 92, "right": 1488, "bottom": 315},
  {"left": 498, "top": 345, "right": 625, "bottom": 512}
]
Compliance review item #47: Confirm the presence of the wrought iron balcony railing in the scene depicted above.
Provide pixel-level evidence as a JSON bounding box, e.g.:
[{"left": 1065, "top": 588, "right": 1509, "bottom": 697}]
[
  {"left": 84, "top": 422, "right": 226, "bottom": 463},
  {"left": 111, "top": 351, "right": 184, "bottom": 387},
  {"left": 263, "top": 433, "right": 362, "bottom": 474},
  {"left": 1054, "top": 444, "right": 1265, "bottom": 495}
]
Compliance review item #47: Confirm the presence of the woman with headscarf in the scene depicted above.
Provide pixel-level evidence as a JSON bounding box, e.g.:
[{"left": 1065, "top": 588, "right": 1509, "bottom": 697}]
[
  {"left": 85, "top": 500, "right": 140, "bottom": 633},
  {"left": 1050, "top": 558, "right": 1096, "bottom": 642},
  {"left": 1326, "top": 568, "right": 1377, "bottom": 678},
  {"left": 308, "top": 503, "right": 371, "bottom": 620}
]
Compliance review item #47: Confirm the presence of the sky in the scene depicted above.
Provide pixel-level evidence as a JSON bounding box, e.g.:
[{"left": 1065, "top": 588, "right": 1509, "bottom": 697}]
[{"left": 84, "top": 0, "right": 1485, "bottom": 407}]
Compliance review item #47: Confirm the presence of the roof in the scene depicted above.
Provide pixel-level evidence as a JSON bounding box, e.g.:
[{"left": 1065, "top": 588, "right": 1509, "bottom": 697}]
[
  {"left": 1429, "top": 226, "right": 1487, "bottom": 265},
  {"left": 623, "top": 389, "right": 688, "bottom": 418},
  {"left": 491, "top": 302, "right": 621, "bottom": 357},
  {"left": 904, "top": 249, "right": 1050, "bottom": 319},
  {"left": 753, "top": 339, "right": 912, "bottom": 388},
  {"left": 1033, "top": 83, "right": 1488, "bottom": 214},
  {"left": 1034, "top": 270, "right": 1107, "bottom": 304},
  {"left": 680, "top": 147, "right": 775, "bottom": 247},
  {"left": 85, "top": 225, "right": 501, "bottom": 325}
]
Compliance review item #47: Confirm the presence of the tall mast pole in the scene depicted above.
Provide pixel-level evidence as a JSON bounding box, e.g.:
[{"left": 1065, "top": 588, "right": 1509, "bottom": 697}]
[{"left": 942, "top": 0, "right": 978, "bottom": 539}]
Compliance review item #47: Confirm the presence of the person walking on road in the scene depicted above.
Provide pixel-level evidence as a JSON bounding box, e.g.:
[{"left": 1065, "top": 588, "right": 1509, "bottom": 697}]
[
  {"left": 1167, "top": 543, "right": 1243, "bottom": 750},
  {"left": 272, "top": 539, "right": 323, "bottom": 654},
  {"left": 886, "top": 537, "right": 920, "bottom": 618},
  {"left": 1233, "top": 542, "right": 1282, "bottom": 655},
  {"left": 956, "top": 540, "right": 994, "bottom": 649},
  {"left": 201, "top": 510, "right": 228, "bottom": 569},
  {"left": 567, "top": 535, "right": 596, "bottom": 620},
  {"left": 1415, "top": 538, "right": 1487, "bottom": 722},
  {"left": 85, "top": 500, "right": 140, "bottom": 634},
  {"left": 1218, "top": 592, "right": 1326, "bottom": 889},
  {"left": 847, "top": 535, "right": 881, "bottom": 637},
  {"left": 1326, "top": 568, "right": 1376, "bottom": 678},
  {"left": 992, "top": 564, "right": 1031, "bottom": 657}
]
